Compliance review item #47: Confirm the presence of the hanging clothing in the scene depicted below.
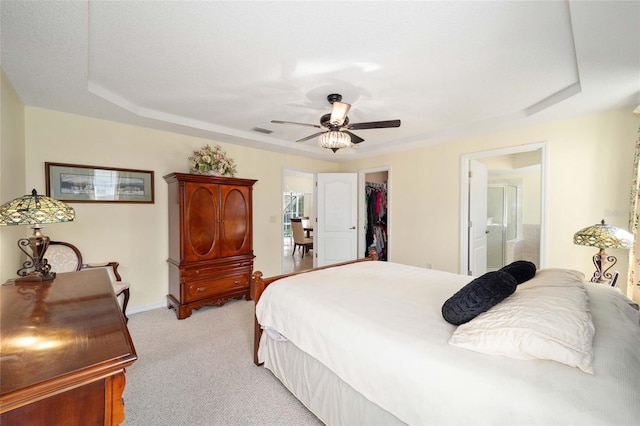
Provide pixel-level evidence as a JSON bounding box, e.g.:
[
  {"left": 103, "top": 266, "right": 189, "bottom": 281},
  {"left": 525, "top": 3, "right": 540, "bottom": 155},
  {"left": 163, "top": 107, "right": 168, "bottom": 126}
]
[{"left": 365, "top": 182, "right": 388, "bottom": 260}]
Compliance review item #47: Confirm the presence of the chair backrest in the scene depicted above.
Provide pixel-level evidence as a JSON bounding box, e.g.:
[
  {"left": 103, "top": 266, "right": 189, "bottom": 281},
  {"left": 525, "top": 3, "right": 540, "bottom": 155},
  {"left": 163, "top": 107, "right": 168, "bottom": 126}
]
[
  {"left": 46, "top": 242, "right": 128, "bottom": 322},
  {"left": 291, "top": 218, "right": 306, "bottom": 243},
  {"left": 47, "top": 241, "right": 83, "bottom": 273}
]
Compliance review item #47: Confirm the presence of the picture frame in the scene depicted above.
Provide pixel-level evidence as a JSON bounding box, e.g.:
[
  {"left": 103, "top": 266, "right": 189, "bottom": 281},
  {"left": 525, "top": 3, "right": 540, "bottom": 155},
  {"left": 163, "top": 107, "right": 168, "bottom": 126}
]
[{"left": 45, "top": 162, "right": 154, "bottom": 203}]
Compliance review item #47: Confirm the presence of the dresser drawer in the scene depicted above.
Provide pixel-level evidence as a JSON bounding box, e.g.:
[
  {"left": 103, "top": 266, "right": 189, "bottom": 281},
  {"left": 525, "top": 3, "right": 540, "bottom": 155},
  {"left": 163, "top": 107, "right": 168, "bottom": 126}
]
[
  {"left": 183, "top": 262, "right": 252, "bottom": 281},
  {"left": 185, "top": 274, "right": 249, "bottom": 302}
]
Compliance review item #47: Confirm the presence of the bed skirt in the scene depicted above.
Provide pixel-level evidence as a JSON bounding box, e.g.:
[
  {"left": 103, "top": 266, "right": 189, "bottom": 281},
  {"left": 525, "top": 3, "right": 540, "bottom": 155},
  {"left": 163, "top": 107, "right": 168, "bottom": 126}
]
[{"left": 259, "top": 332, "right": 405, "bottom": 425}]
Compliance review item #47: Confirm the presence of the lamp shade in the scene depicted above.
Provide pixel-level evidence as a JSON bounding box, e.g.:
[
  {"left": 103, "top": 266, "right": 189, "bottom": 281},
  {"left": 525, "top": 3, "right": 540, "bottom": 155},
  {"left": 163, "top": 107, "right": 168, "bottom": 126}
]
[
  {"left": 573, "top": 219, "right": 633, "bottom": 250},
  {"left": 329, "top": 101, "right": 351, "bottom": 126},
  {"left": 0, "top": 189, "right": 75, "bottom": 226},
  {"left": 319, "top": 131, "right": 351, "bottom": 152}
]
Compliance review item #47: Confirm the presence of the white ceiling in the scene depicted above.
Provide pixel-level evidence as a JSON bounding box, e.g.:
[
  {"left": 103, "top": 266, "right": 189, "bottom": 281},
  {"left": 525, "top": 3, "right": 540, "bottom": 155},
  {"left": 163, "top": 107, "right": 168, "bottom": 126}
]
[{"left": 1, "top": 1, "right": 638, "bottom": 161}]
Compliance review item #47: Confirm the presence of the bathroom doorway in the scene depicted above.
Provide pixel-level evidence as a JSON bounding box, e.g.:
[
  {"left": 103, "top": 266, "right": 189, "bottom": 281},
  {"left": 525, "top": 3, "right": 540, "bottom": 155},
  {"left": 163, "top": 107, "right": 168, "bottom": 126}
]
[{"left": 460, "top": 142, "right": 546, "bottom": 275}]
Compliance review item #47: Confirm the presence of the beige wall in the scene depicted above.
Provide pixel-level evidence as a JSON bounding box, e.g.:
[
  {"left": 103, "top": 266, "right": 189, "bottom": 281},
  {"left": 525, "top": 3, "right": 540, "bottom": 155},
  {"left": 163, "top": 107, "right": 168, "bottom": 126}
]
[
  {"left": 340, "top": 110, "right": 638, "bottom": 296},
  {"left": 0, "top": 69, "right": 27, "bottom": 282},
  {"left": 21, "top": 107, "right": 338, "bottom": 310},
  {"left": 283, "top": 174, "right": 313, "bottom": 193},
  {"left": 3, "top": 67, "right": 638, "bottom": 305}
]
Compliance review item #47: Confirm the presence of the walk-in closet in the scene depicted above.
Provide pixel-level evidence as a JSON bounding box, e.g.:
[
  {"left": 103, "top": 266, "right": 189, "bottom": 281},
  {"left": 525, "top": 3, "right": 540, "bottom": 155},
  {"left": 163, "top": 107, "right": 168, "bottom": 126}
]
[{"left": 364, "top": 171, "right": 388, "bottom": 260}]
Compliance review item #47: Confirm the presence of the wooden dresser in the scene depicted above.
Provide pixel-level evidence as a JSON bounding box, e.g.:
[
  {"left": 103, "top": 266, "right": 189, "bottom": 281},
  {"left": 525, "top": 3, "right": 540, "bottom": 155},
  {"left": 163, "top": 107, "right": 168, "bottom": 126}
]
[
  {"left": 164, "top": 172, "right": 257, "bottom": 319},
  {"left": 0, "top": 268, "right": 137, "bottom": 426}
]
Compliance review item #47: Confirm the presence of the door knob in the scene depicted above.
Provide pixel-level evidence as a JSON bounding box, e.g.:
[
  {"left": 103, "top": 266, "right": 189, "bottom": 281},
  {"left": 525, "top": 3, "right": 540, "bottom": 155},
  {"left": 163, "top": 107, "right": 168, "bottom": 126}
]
[{"left": 349, "top": 226, "right": 356, "bottom": 230}]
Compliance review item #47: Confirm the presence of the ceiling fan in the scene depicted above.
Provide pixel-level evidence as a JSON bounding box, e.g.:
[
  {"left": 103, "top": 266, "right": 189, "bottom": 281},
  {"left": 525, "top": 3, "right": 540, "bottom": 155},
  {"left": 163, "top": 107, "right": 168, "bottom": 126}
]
[{"left": 271, "top": 94, "right": 401, "bottom": 152}]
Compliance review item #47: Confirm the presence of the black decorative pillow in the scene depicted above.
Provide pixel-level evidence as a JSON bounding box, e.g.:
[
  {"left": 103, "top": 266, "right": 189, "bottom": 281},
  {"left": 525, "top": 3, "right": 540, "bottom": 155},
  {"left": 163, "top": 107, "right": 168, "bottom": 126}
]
[
  {"left": 500, "top": 260, "right": 537, "bottom": 284},
  {"left": 442, "top": 271, "right": 517, "bottom": 325}
]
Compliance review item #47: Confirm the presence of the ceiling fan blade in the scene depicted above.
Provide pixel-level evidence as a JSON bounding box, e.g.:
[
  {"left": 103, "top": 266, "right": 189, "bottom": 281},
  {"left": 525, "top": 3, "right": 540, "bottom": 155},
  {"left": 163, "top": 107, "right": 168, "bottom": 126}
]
[
  {"left": 271, "top": 120, "right": 322, "bottom": 129},
  {"left": 329, "top": 101, "right": 351, "bottom": 126},
  {"left": 347, "top": 119, "right": 401, "bottom": 130},
  {"left": 342, "top": 131, "right": 364, "bottom": 144},
  {"left": 296, "top": 132, "right": 325, "bottom": 143}
]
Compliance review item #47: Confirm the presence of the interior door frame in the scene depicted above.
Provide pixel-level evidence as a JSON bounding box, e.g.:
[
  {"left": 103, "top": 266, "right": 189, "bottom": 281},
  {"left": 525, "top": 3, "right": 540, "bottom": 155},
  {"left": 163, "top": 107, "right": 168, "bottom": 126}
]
[
  {"left": 468, "top": 159, "right": 489, "bottom": 276},
  {"left": 281, "top": 167, "right": 317, "bottom": 273},
  {"left": 358, "top": 166, "right": 391, "bottom": 259},
  {"left": 459, "top": 142, "right": 547, "bottom": 275}
]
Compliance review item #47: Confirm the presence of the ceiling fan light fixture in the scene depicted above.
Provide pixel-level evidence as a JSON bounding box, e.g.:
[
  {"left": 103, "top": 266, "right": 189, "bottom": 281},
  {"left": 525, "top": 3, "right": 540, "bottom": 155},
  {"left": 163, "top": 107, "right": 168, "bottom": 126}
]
[
  {"left": 329, "top": 101, "right": 351, "bottom": 126},
  {"left": 319, "top": 131, "right": 351, "bottom": 152},
  {"left": 272, "top": 93, "right": 399, "bottom": 150}
]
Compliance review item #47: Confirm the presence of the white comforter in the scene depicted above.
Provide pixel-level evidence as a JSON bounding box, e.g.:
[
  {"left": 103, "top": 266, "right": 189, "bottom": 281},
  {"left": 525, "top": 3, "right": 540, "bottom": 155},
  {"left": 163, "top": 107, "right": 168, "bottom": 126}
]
[{"left": 256, "top": 261, "right": 640, "bottom": 425}]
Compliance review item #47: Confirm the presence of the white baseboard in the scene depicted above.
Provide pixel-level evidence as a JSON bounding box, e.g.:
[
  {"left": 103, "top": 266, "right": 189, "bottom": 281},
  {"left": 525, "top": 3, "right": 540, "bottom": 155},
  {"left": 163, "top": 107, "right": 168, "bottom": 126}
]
[{"left": 127, "top": 301, "right": 167, "bottom": 316}]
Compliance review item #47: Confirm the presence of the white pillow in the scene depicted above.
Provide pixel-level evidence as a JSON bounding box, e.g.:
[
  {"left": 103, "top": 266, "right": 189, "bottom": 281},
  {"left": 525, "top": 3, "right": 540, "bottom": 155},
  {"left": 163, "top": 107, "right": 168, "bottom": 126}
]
[
  {"left": 449, "top": 283, "right": 595, "bottom": 374},
  {"left": 518, "top": 268, "right": 585, "bottom": 290}
]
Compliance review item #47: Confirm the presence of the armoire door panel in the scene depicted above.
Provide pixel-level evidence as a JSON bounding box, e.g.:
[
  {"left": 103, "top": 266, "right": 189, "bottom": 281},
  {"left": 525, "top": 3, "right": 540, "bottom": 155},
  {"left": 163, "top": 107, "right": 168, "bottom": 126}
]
[
  {"left": 220, "top": 186, "right": 251, "bottom": 257},
  {"left": 185, "top": 183, "right": 220, "bottom": 261}
]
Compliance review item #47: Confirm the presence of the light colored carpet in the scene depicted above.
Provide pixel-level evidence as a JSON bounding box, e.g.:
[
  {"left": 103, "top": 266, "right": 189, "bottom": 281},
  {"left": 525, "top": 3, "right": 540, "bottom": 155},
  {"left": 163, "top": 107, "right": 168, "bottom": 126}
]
[{"left": 122, "top": 299, "right": 322, "bottom": 425}]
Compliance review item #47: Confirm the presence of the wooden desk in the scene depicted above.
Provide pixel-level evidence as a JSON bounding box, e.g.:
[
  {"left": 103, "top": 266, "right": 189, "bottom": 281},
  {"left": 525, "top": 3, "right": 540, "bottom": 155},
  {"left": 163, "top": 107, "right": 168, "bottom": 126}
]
[{"left": 0, "top": 269, "right": 137, "bottom": 425}]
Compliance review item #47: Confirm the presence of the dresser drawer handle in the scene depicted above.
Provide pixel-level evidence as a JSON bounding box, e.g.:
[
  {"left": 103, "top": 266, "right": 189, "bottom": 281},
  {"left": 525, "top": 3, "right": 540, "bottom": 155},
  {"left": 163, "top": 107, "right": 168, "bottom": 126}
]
[
  {"left": 196, "top": 287, "right": 206, "bottom": 292},
  {"left": 234, "top": 280, "right": 242, "bottom": 285}
]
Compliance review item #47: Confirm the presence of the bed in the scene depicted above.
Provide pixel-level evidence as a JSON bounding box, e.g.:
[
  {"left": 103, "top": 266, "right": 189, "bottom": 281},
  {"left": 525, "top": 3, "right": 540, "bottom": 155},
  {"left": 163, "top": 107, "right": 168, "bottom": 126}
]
[{"left": 251, "top": 257, "right": 640, "bottom": 425}]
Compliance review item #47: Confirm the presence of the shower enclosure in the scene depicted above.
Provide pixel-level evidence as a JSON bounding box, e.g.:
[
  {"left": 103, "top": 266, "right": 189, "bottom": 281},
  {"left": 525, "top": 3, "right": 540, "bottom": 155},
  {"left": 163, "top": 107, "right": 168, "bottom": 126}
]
[{"left": 487, "top": 184, "right": 518, "bottom": 271}]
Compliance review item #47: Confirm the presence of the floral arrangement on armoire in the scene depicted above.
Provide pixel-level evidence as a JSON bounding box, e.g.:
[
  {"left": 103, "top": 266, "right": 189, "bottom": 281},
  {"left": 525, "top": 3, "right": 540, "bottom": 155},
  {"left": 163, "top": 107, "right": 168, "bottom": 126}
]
[{"left": 188, "top": 144, "right": 237, "bottom": 177}]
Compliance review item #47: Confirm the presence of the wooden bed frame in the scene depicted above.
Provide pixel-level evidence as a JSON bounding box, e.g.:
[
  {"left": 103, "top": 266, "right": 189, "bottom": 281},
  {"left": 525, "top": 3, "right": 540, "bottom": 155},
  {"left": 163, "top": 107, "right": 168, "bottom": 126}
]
[{"left": 251, "top": 250, "right": 378, "bottom": 365}]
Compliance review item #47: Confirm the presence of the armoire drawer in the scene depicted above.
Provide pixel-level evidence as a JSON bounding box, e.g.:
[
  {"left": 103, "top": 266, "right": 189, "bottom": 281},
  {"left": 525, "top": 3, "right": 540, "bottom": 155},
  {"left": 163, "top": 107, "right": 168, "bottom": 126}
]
[
  {"left": 183, "top": 263, "right": 252, "bottom": 281},
  {"left": 185, "top": 274, "right": 249, "bottom": 302}
]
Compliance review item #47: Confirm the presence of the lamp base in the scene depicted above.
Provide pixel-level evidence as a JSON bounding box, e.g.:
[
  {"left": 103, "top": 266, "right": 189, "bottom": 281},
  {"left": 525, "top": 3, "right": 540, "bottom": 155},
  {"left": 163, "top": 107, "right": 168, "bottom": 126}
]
[
  {"left": 591, "top": 248, "right": 617, "bottom": 284},
  {"left": 15, "top": 272, "right": 56, "bottom": 283},
  {"left": 16, "top": 227, "right": 55, "bottom": 281}
]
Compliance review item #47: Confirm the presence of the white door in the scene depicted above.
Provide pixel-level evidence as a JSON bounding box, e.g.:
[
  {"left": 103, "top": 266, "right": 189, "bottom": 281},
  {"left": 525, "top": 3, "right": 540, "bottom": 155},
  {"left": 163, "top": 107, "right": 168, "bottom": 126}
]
[
  {"left": 316, "top": 173, "right": 358, "bottom": 267},
  {"left": 468, "top": 160, "right": 488, "bottom": 276}
]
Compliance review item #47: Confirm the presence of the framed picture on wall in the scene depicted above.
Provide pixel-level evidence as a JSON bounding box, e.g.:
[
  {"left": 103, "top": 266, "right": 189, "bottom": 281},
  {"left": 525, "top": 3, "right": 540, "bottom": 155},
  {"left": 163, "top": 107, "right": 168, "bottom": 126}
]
[{"left": 45, "top": 162, "right": 154, "bottom": 203}]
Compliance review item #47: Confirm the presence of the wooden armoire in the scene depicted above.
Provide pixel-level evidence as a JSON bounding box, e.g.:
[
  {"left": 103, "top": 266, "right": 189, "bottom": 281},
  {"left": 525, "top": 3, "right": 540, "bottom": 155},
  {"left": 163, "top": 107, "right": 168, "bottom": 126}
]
[{"left": 164, "top": 173, "right": 257, "bottom": 319}]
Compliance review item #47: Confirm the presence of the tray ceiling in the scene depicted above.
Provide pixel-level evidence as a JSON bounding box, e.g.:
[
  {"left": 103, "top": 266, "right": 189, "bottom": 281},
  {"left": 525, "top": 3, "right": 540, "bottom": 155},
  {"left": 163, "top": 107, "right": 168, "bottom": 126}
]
[{"left": 1, "top": 1, "right": 638, "bottom": 160}]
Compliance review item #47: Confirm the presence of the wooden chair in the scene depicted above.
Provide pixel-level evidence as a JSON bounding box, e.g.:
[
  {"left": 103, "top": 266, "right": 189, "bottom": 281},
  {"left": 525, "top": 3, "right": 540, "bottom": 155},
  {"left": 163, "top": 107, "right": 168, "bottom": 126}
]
[
  {"left": 46, "top": 241, "right": 131, "bottom": 322},
  {"left": 291, "top": 218, "right": 313, "bottom": 258},
  {"left": 301, "top": 217, "right": 312, "bottom": 236}
]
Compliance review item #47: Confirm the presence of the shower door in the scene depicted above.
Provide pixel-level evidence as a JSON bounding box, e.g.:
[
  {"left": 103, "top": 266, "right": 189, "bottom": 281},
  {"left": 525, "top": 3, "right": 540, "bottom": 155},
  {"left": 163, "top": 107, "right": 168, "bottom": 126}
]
[{"left": 487, "top": 184, "right": 518, "bottom": 270}]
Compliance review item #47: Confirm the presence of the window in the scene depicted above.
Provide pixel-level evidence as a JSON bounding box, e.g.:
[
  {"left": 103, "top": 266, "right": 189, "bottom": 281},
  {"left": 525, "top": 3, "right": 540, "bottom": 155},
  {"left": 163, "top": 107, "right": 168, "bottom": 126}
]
[{"left": 283, "top": 192, "right": 305, "bottom": 237}]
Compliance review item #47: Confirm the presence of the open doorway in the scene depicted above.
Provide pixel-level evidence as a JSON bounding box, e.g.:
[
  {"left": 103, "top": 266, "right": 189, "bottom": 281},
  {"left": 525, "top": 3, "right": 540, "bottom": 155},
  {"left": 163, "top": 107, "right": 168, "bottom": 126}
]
[
  {"left": 359, "top": 167, "right": 390, "bottom": 261},
  {"left": 282, "top": 169, "right": 314, "bottom": 274},
  {"left": 460, "top": 143, "right": 546, "bottom": 276}
]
